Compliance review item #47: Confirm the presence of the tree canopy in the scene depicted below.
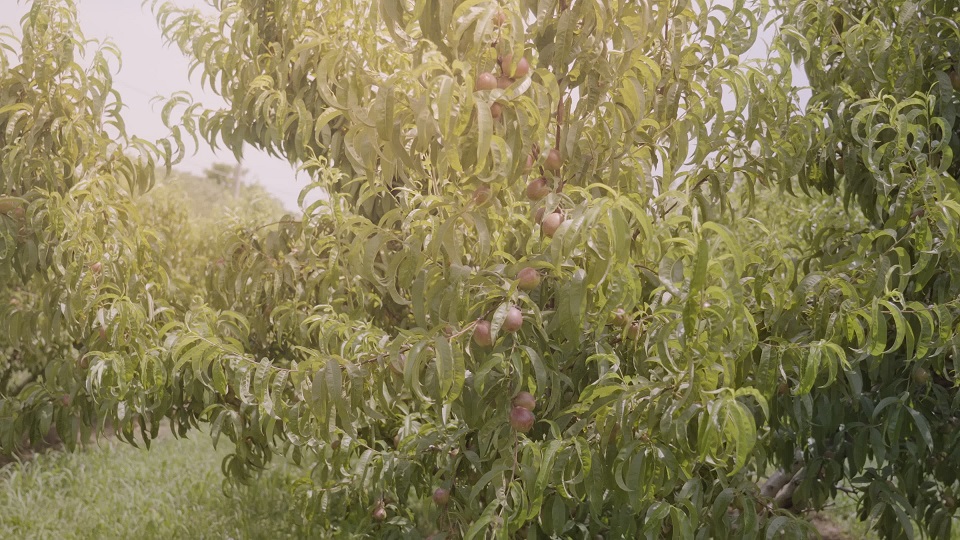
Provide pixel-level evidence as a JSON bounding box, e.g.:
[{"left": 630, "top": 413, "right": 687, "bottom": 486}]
[{"left": 1, "top": 0, "right": 959, "bottom": 537}]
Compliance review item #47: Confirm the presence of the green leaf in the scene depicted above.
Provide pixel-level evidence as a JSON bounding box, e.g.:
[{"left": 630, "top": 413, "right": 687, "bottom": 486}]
[{"left": 435, "top": 334, "right": 464, "bottom": 404}]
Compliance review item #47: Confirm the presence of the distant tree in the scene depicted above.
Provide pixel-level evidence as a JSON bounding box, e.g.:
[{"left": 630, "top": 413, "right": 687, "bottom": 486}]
[{"left": 202, "top": 162, "right": 239, "bottom": 187}]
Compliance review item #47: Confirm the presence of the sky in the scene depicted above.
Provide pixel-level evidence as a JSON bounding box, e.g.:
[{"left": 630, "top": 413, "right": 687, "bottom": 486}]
[{"left": 0, "top": 2, "right": 805, "bottom": 211}]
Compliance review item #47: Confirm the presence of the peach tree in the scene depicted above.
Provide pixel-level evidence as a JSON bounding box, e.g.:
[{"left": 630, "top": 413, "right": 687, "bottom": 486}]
[
  {"left": 0, "top": 0, "right": 275, "bottom": 456},
  {"left": 0, "top": 0, "right": 194, "bottom": 450},
  {"left": 144, "top": 0, "right": 816, "bottom": 537},
  {"left": 4, "top": 0, "right": 960, "bottom": 537},
  {"left": 763, "top": 0, "right": 960, "bottom": 537}
]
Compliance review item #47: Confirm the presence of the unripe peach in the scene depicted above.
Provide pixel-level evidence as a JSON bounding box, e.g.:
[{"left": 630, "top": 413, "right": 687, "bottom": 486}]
[
  {"left": 542, "top": 212, "right": 563, "bottom": 237},
  {"left": 544, "top": 149, "right": 563, "bottom": 172},
  {"left": 473, "top": 320, "right": 494, "bottom": 347},
  {"left": 502, "top": 306, "right": 523, "bottom": 333},
  {"left": 476, "top": 72, "right": 498, "bottom": 91},
  {"left": 493, "top": 10, "right": 507, "bottom": 27},
  {"left": 525, "top": 177, "right": 550, "bottom": 200},
  {"left": 490, "top": 102, "right": 503, "bottom": 119},
  {"left": 951, "top": 70, "right": 960, "bottom": 92},
  {"left": 611, "top": 308, "right": 628, "bottom": 327},
  {"left": 372, "top": 504, "right": 387, "bottom": 521},
  {"left": 512, "top": 391, "right": 536, "bottom": 411},
  {"left": 509, "top": 406, "right": 535, "bottom": 433},
  {"left": 533, "top": 207, "right": 545, "bottom": 224},
  {"left": 516, "top": 267, "right": 540, "bottom": 291},
  {"left": 497, "top": 76, "right": 513, "bottom": 89},
  {"left": 90, "top": 262, "right": 102, "bottom": 273},
  {"left": 627, "top": 322, "right": 642, "bottom": 340}
]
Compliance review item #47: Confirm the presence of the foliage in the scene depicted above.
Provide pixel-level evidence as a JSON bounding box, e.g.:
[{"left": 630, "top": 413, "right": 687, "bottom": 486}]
[
  {"left": 0, "top": 166, "right": 283, "bottom": 396},
  {"left": 0, "top": 0, "right": 282, "bottom": 454},
  {"left": 140, "top": 0, "right": 817, "bottom": 536},
  {"left": 0, "top": 0, "right": 188, "bottom": 452},
  {"left": 767, "top": 0, "right": 960, "bottom": 537},
  {"left": 2, "top": 0, "right": 960, "bottom": 538}
]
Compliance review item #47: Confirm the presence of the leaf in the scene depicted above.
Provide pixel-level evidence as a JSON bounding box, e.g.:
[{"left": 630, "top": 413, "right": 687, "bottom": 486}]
[
  {"left": 212, "top": 357, "right": 228, "bottom": 395},
  {"left": 879, "top": 300, "right": 906, "bottom": 353},
  {"left": 867, "top": 299, "right": 888, "bottom": 356},
  {"left": 725, "top": 399, "right": 757, "bottom": 473},
  {"left": 905, "top": 406, "right": 934, "bottom": 451},
  {"left": 765, "top": 516, "right": 792, "bottom": 539},
  {"left": 798, "top": 344, "right": 820, "bottom": 395},
  {"left": 237, "top": 365, "right": 253, "bottom": 404},
  {"left": 254, "top": 359, "right": 272, "bottom": 403},
  {"left": 464, "top": 499, "right": 501, "bottom": 540},
  {"left": 325, "top": 357, "right": 344, "bottom": 417},
  {"left": 475, "top": 100, "right": 492, "bottom": 170},
  {"left": 435, "top": 334, "right": 464, "bottom": 404},
  {"left": 682, "top": 234, "right": 710, "bottom": 336},
  {"left": 555, "top": 267, "right": 587, "bottom": 341}
]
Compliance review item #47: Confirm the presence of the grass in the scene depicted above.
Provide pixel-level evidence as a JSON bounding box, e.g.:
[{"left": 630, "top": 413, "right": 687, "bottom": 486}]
[
  {"left": 813, "top": 489, "right": 960, "bottom": 540},
  {"left": 3, "top": 434, "right": 957, "bottom": 539},
  {"left": 0, "top": 433, "right": 314, "bottom": 540}
]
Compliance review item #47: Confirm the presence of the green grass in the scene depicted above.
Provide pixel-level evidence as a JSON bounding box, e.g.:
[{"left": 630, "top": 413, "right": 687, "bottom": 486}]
[
  {"left": 0, "top": 434, "right": 314, "bottom": 540},
  {"left": 814, "top": 489, "right": 960, "bottom": 540},
  {"left": 4, "top": 435, "right": 957, "bottom": 540}
]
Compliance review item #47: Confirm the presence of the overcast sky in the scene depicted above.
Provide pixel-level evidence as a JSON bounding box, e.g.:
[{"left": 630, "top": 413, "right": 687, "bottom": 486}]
[{"left": 1, "top": 2, "right": 803, "bottom": 211}]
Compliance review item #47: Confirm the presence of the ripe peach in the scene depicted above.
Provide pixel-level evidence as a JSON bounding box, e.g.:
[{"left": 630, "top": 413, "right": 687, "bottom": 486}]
[
  {"left": 502, "top": 306, "right": 523, "bottom": 333},
  {"left": 474, "top": 320, "right": 494, "bottom": 347},
  {"left": 512, "top": 391, "right": 536, "bottom": 411},
  {"left": 510, "top": 406, "right": 535, "bottom": 432},
  {"left": 542, "top": 212, "right": 563, "bottom": 237},
  {"left": 476, "top": 72, "right": 497, "bottom": 91},
  {"left": 544, "top": 149, "right": 563, "bottom": 172},
  {"left": 525, "top": 177, "right": 550, "bottom": 200},
  {"left": 516, "top": 267, "right": 541, "bottom": 291}
]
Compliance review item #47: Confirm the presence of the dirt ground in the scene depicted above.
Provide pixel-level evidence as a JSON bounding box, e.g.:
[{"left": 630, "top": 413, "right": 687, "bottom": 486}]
[{"left": 811, "top": 513, "right": 853, "bottom": 540}]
